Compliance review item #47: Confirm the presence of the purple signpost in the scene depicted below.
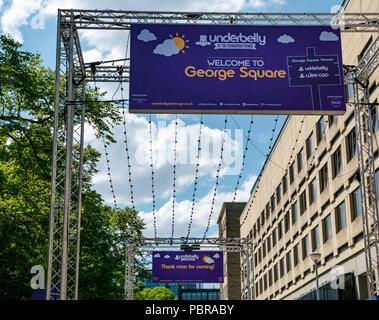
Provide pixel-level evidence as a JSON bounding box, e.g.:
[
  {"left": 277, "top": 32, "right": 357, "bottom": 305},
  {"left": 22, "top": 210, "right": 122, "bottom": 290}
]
[
  {"left": 152, "top": 251, "right": 224, "bottom": 283},
  {"left": 129, "top": 24, "right": 345, "bottom": 115}
]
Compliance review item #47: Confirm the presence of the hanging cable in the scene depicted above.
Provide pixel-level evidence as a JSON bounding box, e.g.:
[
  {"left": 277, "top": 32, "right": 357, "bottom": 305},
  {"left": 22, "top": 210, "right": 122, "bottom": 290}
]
[
  {"left": 201, "top": 115, "right": 229, "bottom": 242},
  {"left": 239, "top": 115, "right": 281, "bottom": 226},
  {"left": 148, "top": 114, "right": 158, "bottom": 241},
  {"left": 120, "top": 84, "right": 135, "bottom": 210},
  {"left": 103, "top": 137, "right": 118, "bottom": 208},
  {"left": 185, "top": 115, "right": 203, "bottom": 242},
  {"left": 232, "top": 115, "right": 254, "bottom": 203},
  {"left": 170, "top": 114, "right": 179, "bottom": 242}
]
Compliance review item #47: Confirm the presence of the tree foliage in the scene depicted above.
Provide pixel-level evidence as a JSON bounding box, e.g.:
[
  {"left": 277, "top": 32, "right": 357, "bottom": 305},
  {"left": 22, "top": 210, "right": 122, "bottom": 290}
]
[
  {"left": 135, "top": 286, "right": 176, "bottom": 301},
  {"left": 0, "top": 34, "right": 146, "bottom": 300}
]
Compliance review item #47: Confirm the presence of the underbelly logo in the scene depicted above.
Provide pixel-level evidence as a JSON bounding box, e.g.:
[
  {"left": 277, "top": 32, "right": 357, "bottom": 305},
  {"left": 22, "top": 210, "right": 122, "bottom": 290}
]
[{"left": 195, "top": 32, "right": 266, "bottom": 50}]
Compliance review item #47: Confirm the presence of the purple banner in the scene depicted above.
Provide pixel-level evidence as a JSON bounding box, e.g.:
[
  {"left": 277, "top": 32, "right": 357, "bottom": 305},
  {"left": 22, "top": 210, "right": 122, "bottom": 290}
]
[
  {"left": 129, "top": 24, "right": 345, "bottom": 115},
  {"left": 152, "top": 251, "right": 224, "bottom": 284}
]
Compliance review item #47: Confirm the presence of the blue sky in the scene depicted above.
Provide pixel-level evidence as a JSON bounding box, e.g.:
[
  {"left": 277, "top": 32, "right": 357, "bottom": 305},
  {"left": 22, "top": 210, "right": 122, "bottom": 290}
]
[{"left": 0, "top": 0, "right": 345, "bottom": 239}]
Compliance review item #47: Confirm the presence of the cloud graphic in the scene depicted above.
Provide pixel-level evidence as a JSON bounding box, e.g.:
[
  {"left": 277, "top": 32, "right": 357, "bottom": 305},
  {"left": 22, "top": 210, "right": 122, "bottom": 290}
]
[
  {"left": 204, "top": 257, "right": 215, "bottom": 264},
  {"left": 164, "top": 255, "right": 171, "bottom": 259},
  {"left": 153, "top": 39, "right": 180, "bottom": 57},
  {"left": 213, "top": 253, "right": 221, "bottom": 259},
  {"left": 153, "top": 253, "right": 160, "bottom": 258},
  {"left": 277, "top": 34, "right": 295, "bottom": 44},
  {"left": 137, "top": 29, "right": 157, "bottom": 42},
  {"left": 319, "top": 31, "right": 339, "bottom": 41}
]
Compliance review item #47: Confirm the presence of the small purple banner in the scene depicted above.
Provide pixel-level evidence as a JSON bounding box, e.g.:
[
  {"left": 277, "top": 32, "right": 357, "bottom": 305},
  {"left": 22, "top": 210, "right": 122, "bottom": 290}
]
[
  {"left": 129, "top": 24, "right": 345, "bottom": 115},
  {"left": 152, "top": 251, "right": 224, "bottom": 284}
]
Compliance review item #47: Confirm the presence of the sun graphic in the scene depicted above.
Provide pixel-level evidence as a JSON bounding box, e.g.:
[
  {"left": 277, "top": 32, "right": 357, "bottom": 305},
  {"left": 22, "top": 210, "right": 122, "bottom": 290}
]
[
  {"left": 202, "top": 255, "right": 209, "bottom": 263},
  {"left": 169, "top": 33, "right": 190, "bottom": 54}
]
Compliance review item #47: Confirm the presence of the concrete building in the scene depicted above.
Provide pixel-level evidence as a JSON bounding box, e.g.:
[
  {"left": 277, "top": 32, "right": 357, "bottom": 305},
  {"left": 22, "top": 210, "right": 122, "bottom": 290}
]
[
  {"left": 217, "top": 202, "right": 246, "bottom": 300},
  {"left": 238, "top": 0, "right": 379, "bottom": 300}
]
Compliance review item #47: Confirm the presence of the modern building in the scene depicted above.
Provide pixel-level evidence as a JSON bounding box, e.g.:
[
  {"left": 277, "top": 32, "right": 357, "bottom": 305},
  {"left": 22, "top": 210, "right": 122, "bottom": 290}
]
[
  {"left": 137, "top": 276, "right": 220, "bottom": 300},
  {"left": 237, "top": 0, "right": 379, "bottom": 300},
  {"left": 217, "top": 202, "right": 246, "bottom": 300}
]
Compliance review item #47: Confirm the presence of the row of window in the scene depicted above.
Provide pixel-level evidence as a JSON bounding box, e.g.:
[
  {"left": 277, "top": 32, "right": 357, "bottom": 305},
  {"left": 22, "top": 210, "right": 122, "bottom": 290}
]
[
  {"left": 253, "top": 186, "right": 363, "bottom": 297},
  {"left": 252, "top": 126, "right": 357, "bottom": 240}
]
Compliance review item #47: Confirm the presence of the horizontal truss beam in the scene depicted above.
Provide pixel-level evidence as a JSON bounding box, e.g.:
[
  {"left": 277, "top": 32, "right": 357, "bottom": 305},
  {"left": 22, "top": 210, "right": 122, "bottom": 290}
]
[{"left": 60, "top": 10, "right": 379, "bottom": 32}]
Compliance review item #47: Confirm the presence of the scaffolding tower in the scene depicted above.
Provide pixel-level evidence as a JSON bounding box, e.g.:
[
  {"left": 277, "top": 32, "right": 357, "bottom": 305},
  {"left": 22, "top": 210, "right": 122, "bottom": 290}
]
[{"left": 46, "top": 9, "right": 379, "bottom": 300}]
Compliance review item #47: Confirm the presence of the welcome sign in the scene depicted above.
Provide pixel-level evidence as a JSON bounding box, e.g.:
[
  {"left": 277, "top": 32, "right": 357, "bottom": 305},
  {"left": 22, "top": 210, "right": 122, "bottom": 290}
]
[
  {"left": 152, "top": 251, "right": 224, "bottom": 283},
  {"left": 129, "top": 24, "right": 345, "bottom": 115}
]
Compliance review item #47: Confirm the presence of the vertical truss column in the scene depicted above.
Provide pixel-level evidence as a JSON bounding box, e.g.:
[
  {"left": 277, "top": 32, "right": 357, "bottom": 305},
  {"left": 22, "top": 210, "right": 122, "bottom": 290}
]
[
  {"left": 354, "top": 73, "right": 379, "bottom": 298},
  {"left": 125, "top": 242, "right": 135, "bottom": 300},
  {"left": 46, "top": 10, "right": 86, "bottom": 300}
]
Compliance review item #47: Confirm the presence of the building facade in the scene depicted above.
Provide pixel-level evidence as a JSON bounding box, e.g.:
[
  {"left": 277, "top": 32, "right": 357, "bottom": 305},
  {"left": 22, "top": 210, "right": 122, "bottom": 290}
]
[
  {"left": 239, "top": 0, "right": 379, "bottom": 300},
  {"left": 217, "top": 202, "right": 246, "bottom": 300}
]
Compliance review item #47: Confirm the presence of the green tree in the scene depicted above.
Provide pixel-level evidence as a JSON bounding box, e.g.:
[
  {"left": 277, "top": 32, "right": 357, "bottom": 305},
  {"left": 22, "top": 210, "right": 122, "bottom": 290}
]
[
  {"left": 0, "top": 34, "right": 146, "bottom": 300},
  {"left": 135, "top": 286, "right": 176, "bottom": 301}
]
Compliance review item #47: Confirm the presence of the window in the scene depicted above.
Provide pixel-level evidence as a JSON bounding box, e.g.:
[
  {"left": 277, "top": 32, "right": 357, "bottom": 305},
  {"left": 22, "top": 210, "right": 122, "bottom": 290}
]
[
  {"left": 271, "top": 193, "right": 276, "bottom": 213},
  {"left": 278, "top": 220, "right": 283, "bottom": 240},
  {"left": 267, "top": 236, "right": 271, "bottom": 253},
  {"left": 297, "top": 148, "right": 304, "bottom": 173},
  {"left": 291, "top": 201, "right": 298, "bottom": 224},
  {"left": 261, "top": 210, "right": 265, "bottom": 226},
  {"left": 262, "top": 241, "right": 266, "bottom": 258},
  {"left": 308, "top": 178, "right": 317, "bottom": 205},
  {"left": 266, "top": 202, "right": 270, "bottom": 219},
  {"left": 319, "top": 163, "right": 329, "bottom": 193},
  {"left": 299, "top": 190, "right": 307, "bottom": 214},
  {"left": 293, "top": 243, "right": 300, "bottom": 266},
  {"left": 268, "top": 269, "right": 273, "bottom": 286},
  {"left": 302, "top": 235, "right": 309, "bottom": 260},
  {"left": 306, "top": 132, "right": 314, "bottom": 159},
  {"left": 289, "top": 162, "right": 295, "bottom": 184},
  {"left": 284, "top": 212, "right": 290, "bottom": 233},
  {"left": 358, "top": 36, "right": 373, "bottom": 62},
  {"left": 279, "top": 258, "right": 285, "bottom": 277},
  {"left": 350, "top": 187, "right": 362, "bottom": 221},
  {"left": 286, "top": 252, "right": 292, "bottom": 272},
  {"left": 274, "top": 264, "right": 279, "bottom": 282},
  {"left": 282, "top": 174, "right": 288, "bottom": 195},
  {"left": 370, "top": 104, "right": 379, "bottom": 132},
  {"left": 328, "top": 115, "right": 338, "bottom": 127},
  {"left": 346, "top": 129, "right": 357, "bottom": 163},
  {"left": 335, "top": 201, "right": 347, "bottom": 233},
  {"left": 276, "top": 183, "right": 282, "bottom": 204},
  {"left": 332, "top": 147, "right": 342, "bottom": 178},
  {"left": 272, "top": 229, "right": 277, "bottom": 247},
  {"left": 323, "top": 214, "right": 332, "bottom": 242},
  {"left": 316, "top": 117, "right": 325, "bottom": 143},
  {"left": 311, "top": 225, "right": 320, "bottom": 251}
]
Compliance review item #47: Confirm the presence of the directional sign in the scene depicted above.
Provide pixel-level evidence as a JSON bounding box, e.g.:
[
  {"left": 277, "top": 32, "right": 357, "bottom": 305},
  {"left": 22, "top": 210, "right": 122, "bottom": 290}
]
[{"left": 287, "top": 47, "right": 343, "bottom": 110}]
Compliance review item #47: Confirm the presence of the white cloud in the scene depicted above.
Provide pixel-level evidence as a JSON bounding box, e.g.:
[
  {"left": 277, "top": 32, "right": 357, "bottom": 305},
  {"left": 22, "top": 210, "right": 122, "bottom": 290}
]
[
  {"left": 164, "top": 254, "right": 170, "bottom": 258},
  {"left": 139, "top": 174, "right": 256, "bottom": 238},
  {"left": 204, "top": 256, "right": 215, "bottom": 264},
  {"left": 88, "top": 113, "right": 243, "bottom": 206},
  {"left": 153, "top": 39, "right": 180, "bottom": 57},
  {"left": 213, "top": 253, "right": 221, "bottom": 259},
  {"left": 0, "top": 0, "right": 43, "bottom": 43},
  {"left": 137, "top": 29, "right": 157, "bottom": 42},
  {"left": 153, "top": 253, "right": 161, "bottom": 258},
  {"left": 1, "top": 0, "right": 287, "bottom": 44},
  {"left": 319, "top": 31, "right": 339, "bottom": 42},
  {"left": 277, "top": 34, "right": 295, "bottom": 44}
]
